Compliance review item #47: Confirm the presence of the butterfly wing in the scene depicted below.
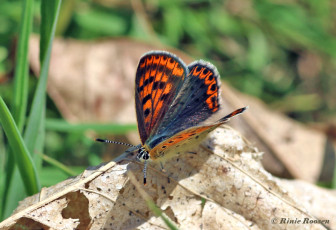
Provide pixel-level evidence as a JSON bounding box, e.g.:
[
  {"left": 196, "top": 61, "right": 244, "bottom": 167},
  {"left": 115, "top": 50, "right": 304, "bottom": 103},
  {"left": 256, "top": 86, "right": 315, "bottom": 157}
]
[
  {"left": 149, "top": 124, "right": 218, "bottom": 160},
  {"left": 135, "top": 51, "right": 188, "bottom": 145},
  {"left": 146, "top": 60, "right": 223, "bottom": 149},
  {"left": 149, "top": 106, "right": 247, "bottom": 160}
]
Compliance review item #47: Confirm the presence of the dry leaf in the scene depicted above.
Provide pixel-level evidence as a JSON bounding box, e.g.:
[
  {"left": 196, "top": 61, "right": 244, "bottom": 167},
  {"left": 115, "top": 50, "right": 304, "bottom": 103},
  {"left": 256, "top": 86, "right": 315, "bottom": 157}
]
[
  {"left": 232, "top": 87, "right": 326, "bottom": 182},
  {"left": 0, "top": 127, "right": 333, "bottom": 229}
]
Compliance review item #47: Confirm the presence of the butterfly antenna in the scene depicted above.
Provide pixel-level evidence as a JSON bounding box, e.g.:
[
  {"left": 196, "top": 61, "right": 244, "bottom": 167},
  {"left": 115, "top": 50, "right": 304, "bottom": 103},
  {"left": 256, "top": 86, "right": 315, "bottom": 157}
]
[{"left": 95, "top": 138, "right": 139, "bottom": 148}]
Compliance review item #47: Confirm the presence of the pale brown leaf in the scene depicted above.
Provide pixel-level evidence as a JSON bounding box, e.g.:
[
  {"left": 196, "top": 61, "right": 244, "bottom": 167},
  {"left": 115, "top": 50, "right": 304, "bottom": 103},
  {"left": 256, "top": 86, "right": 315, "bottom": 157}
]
[{"left": 0, "top": 127, "right": 333, "bottom": 229}]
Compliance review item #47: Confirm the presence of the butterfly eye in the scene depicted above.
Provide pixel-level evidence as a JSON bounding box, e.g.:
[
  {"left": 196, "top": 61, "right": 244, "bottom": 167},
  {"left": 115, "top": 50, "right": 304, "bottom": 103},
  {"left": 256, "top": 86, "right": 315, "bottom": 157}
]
[{"left": 143, "top": 152, "right": 150, "bottom": 160}]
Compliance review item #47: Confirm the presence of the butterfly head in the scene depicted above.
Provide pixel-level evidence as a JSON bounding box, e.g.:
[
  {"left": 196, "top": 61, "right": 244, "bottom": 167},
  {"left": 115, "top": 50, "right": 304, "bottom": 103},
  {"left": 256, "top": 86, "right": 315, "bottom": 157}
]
[
  {"left": 136, "top": 146, "right": 150, "bottom": 162},
  {"left": 96, "top": 138, "right": 150, "bottom": 184}
]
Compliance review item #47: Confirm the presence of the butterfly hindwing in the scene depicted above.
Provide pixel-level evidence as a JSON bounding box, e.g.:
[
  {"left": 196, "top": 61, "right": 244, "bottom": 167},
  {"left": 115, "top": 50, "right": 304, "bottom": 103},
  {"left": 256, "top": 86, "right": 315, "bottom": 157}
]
[
  {"left": 146, "top": 61, "right": 221, "bottom": 149},
  {"left": 218, "top": 107, "right": 248, "bottom": 122},
  {"left": 149, "top": 106, "right": 247, "bottom": 160},
  {"left": 135, "top": 51, "right": 188, "bottom": 145},
  {"left": 149, "top": 123, "right": 220, "bottom": 160}
]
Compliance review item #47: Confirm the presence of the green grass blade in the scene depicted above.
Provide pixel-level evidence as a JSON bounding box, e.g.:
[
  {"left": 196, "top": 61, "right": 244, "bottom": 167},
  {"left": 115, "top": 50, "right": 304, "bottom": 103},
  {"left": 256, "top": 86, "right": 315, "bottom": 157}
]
[
  {"left": 46, "top": 118, "right": 137, "bottom": 134},
  {"left": 145, "top": 199, "right": 179, "bottom": 230},
  {"left": 40, "top": 0, "right": 62, "bottom": 63},
  {"left": 0, "top": 129, "right": 6, "bottom": 218},
  {"left": 24, "top": 0, "right": 62, "bottom": 153},
  {"left": 1, "top": 0, "right": 35, "bottom": 220},
  {"left": 2, "top": 170, "right": 26, "bottom": 219},
  {"left": 12, "top": 0, "right": 34, "bottom": 131},
  {"left": 2, "top": 0, "right": 62, "bottom": 220},
  {"left": 128, "top": 172, "right": 179, "bottom": 230},
  {"left": 0, "top": 97, "right": 39, "bottom": 195},
  {"left": 55, "top": 0, "right": 76, "bottom": 35},
  {"left": 39, "top": 166, "right": 84, "bottom": 187},
  {"left": 38, "top": 153, "right": 77, "bottom": 177}
]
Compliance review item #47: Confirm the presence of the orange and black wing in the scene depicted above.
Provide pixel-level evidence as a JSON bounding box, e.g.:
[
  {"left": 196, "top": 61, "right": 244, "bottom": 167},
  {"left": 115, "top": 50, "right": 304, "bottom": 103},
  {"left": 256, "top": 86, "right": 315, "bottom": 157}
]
[
  {"left": 149, "top": 106, "right": 247, "bottom": 160},
  {"left": 146, "top": 61, "right": 221, "bottom": 146},
  {"left": 135, "top": 51, "right": 188, "bottom": 144}
]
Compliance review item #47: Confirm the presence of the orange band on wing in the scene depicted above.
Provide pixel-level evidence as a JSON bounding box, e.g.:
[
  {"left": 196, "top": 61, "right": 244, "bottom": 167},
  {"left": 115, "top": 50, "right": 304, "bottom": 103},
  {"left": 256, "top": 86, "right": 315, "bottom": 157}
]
[
  {"left": 205, "top": 94, "right": 218, "bottom": 112},
  {"left": 172, "top": 65, "right": 185, "bottom": 77},
  {"left": 190, "top": 66, "right": 203, "bottom": 77},
  {"left": 166, "top": 58, "right": 177, "bottom": 70},
  {"left": 149, "top": 125, "right": 218, "bottom": 160}
]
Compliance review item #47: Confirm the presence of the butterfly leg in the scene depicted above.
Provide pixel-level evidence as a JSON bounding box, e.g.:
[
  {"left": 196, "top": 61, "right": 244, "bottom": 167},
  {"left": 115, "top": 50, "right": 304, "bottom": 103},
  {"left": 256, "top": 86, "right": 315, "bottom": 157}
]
[{"left": 143, "top": 160, "right": 148, "bottom": 185}]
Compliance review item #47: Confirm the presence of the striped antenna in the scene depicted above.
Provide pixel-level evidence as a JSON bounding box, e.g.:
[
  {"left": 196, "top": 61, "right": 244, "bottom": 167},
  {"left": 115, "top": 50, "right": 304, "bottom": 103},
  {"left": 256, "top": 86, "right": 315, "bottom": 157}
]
[{"left": 96, "top": 138, "right": 139, "bottom": 148}]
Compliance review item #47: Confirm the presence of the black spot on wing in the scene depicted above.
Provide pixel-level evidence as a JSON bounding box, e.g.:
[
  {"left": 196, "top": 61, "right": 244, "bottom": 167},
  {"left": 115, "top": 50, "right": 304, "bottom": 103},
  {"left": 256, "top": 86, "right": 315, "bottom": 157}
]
[
  {"left": 142, "top": 95, "right": 151, "bottom": 105},
  {"left": 153, "top": 81, "right": 159, "bottom": 90},
  {"left": 144, "top": 108, "right": 150, "bottom": 117},
  {"left": 159, "top": 82, "right": 165, "bottom": 89}
]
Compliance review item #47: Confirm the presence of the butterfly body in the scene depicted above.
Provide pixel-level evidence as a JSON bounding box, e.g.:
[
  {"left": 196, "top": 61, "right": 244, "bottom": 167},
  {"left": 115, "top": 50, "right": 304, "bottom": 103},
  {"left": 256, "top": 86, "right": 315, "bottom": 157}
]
[{"left": 135, "top": 51, "right": 247, "bottom": 178}]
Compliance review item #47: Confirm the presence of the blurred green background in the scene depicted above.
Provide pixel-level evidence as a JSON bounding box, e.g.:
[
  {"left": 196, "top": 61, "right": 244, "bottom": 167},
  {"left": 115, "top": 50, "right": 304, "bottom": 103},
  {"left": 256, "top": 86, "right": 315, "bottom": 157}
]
[
  {"left": 0, "top": 0, "right": 336, "bottom": 220},
  {"left": 1, "top": 0, "right": 336, "bottom": 120}
]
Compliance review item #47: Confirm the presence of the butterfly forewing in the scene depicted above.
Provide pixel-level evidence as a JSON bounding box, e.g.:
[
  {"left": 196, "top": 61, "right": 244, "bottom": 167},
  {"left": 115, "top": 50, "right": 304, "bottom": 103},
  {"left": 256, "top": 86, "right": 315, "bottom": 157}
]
[
  {"left": 135, "top": 51, "right": 188, "bottom": 145},
  {"left": 146, "top": 61, "right": 222, "bottom": 149}
]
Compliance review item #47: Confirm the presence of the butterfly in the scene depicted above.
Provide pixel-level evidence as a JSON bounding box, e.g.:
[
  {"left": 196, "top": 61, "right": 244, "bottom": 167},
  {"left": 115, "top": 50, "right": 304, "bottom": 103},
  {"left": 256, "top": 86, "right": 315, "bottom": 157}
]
[{"left": 97, "top": 51, "right": 247, "bottom": 184}]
